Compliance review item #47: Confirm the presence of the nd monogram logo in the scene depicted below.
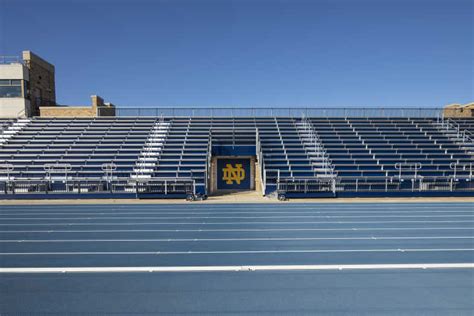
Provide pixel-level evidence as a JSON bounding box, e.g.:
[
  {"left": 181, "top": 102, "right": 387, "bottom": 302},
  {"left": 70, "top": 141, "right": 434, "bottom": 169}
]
[{"left": 222, "top": 164, "right": 246, "bottom": 185}]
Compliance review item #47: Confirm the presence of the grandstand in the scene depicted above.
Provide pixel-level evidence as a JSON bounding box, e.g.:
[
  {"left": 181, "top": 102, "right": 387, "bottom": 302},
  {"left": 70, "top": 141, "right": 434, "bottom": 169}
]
[{"left": 0, "top": 108, "right": 473, "bottom": 200}]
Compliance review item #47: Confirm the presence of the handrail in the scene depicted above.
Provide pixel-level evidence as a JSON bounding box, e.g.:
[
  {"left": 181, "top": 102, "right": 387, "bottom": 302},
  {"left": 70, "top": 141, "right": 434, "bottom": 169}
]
[
  {"left": 101, "top": 163, "right": 117, "bottom": 172},
  {"left": 450, "top": 162, "right": 473, "bottom": 179},
  {"left": 255, "top": 128, "right": 266, "bottom": 194},
  {"left": 110, "top": 107, "right": 443, "bottom": 118},
  {"left": 394, "top": 162, "right": 422, "bottom": 170},
  {"left": 0, "top": 164, "right": 14, "bottom": 173},
  {"left": 0, "top": 55, "right": 21, "bottom": 64},
  {"left": 299, "top": 116, "right": 335, "bottom": 177},
  {"left": 43, "top": 163, "right": 72, "bottom": 172},
  {"left": 0, "top": 164, "right": 14, "bottom": 180},
  {"left": 205, "top": 130, "right": 212, "bottom": 194},
  {"left": 441, "top": 118, "right": 474, "bottom": 144},
  {"left": 0, "top": 176, "right": 197, "bottom": 196},
  {"left": 2, "top": 174, "right": 471, "bottom": 195},
  {"left": 16, "top": 108, "right": 26, "bottom": 118},
  {"left": 394, "top": 162, "right": 422, "bottom": 179}
]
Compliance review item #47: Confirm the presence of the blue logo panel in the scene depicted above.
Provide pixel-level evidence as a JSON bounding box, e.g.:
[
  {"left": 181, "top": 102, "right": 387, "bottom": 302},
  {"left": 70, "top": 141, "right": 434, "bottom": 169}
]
[{"left": 217, "top": 158, "right": 251, "bottom": 190}]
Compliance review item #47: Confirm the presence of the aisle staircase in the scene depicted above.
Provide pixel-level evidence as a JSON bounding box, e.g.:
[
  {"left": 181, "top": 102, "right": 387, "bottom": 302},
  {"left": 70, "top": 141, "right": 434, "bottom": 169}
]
[
  {"left": 295, "top": 116, "right": 335, "bottom": 178},
  {"left": 131, "top": 117, "right": 171, "bottom": 179},
  {"left": 434, "top": 118, "right": 474, "bottom": 155},
  {"left": 0, "top": 119, "right": 30, "bottom": 145}
]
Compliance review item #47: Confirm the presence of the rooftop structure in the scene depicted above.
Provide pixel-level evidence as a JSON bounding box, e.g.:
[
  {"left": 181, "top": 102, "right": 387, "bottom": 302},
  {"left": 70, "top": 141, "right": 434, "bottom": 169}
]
[{"left": 0, "top": 51, "right": 114, "bottom": 118}]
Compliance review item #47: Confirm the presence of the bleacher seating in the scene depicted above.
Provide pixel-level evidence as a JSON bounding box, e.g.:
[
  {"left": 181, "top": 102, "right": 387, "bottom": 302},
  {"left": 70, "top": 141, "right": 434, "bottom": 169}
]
[
  {"left": 0, "top": 116, "right": 473, "bottom": 199},
  {"left": 313, "top": 118, "right": 471, "bottom": 177},
  {"left": 150, "top": 118, "right": 209, "bottom": 194},
  {"left": 0, "top": 118, "right": 155, "bottom": 179}
]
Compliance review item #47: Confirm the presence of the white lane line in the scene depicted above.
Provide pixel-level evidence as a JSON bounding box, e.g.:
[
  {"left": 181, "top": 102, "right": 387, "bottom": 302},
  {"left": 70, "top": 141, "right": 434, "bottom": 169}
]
[
  {"left": 1, "top": 227, "right": 473, "bottom": 233},
  {"left": 2, "top": 220, "right": 474, "bottom": 226},
  {"left": 3, "top": 205, "right": 474, "bottom": 212},
  {"left": 1, "top": 263, "right": 473, "bottom": 274},
  {"left": 2, "top": 215, "right": 473, "bottom": 220},
  {"left": 1, "top": 236, "right": 473, "bottom": 243},
  {"left": 6, "top": 204, "right": 474, "bottom": 209},
  {"left": 1, "top": 248, "right": 473, "bottom": 256},
  {"left": 3, "top": 208, "right": 474, "bottom": 214},
  {"left": 2, "top": 210, "right": 474, "bottom": 216}
]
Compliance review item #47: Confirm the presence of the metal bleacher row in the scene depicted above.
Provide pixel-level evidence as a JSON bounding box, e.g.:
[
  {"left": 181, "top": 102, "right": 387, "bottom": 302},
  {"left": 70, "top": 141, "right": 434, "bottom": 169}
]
[{"left": 0, "top": 116, "right": 473, "bottom": 198}]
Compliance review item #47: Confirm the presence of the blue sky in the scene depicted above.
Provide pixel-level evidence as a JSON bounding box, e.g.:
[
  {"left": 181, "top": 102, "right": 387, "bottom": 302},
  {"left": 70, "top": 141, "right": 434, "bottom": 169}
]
[{"left": 0, "top": 0, "right": 472, "bottom": 107}]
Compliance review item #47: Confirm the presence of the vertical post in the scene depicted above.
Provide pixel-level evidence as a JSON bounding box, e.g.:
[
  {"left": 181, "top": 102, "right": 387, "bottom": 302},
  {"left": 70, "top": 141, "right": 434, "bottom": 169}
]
[{"left": 263, "top": 169, "right": 267, "bottom": 194}]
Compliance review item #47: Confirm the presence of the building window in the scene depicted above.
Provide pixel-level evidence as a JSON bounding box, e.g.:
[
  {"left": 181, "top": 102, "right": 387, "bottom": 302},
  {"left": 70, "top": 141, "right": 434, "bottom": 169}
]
[{"left": 0, "top": 79, "right": 22, "bottom": 98}]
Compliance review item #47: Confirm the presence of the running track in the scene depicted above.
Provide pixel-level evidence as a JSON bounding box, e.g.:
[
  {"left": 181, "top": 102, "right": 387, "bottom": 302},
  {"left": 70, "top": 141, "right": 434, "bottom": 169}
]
[{"left": 1, "top": 202, "right": 473, "bottom": 315}]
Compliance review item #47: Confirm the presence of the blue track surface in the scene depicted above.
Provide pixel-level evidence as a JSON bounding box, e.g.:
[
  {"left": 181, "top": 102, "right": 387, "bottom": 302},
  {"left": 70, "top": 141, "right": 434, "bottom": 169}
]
[{"left": 1, "top": 202, "right": 473, "bottom": 315}]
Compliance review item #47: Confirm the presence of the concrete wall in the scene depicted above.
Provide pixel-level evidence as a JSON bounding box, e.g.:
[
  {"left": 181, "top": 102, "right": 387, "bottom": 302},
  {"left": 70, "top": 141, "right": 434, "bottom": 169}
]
[
  {"left": 40, "top": 106, "right": 96, "bottom": 117},
  {"left": 0, "top": 63, "right": 29, "bottom": 81},
  {"left": 443, "top": 103, "right": 474, "bottom": 118},
  {"left": 0, "top": 99, "right": 30, "bottom": 118},
  {"left": 0, "top": 63, "right": 30, "bottom": 118},
  {"left": 23, "top": 51, "right": 56, "bottom": 116},
  {"left": 40, "top": 95, "right": 116, "bottom": 117}
]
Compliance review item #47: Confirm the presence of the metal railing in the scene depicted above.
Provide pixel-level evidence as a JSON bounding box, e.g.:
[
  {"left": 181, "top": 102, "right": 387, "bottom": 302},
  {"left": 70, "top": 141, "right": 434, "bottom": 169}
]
[
  {"left": 256, "top": 129, "right": 283, "bottom": 194},
  {"left": 0, "top": 164, "right": 14, "bottom": 180},
  {"left": 277, "top": 177, "right": 336, "bottom": 195},
  {"left": 105, "top": 107, "right": 443, "bottom": 118},
  {"left": 206, "top": 131, "right": 212, "bottom": 194},
  {"left": 0, "top": 56, "right": 22, "bottom": 64},
  {"left": 450, "top": 162, "right": 473, "bottom": 179},
  {"left": 298, "top": 116, "right": 335, "bottom": 176},
  {"left": 394, "top": 162, "right": 422, "bottom": 179},
  {"left": 0, "top": 177, "right": 196, "bottom": 196},
  {"left": 438, "top": 117, "right": 474, "bottom": 145},
  {"left": 133, "top": 178, "right": 195, "bottom": 195},
  {"left": 256, "top": 128, "right": 266, "bottom": 194},
  {"left": 43, "top": 163, "right": 72, "bottom": 182},
  {"left": 335, "top": 176, "right": 472, "bottom": 193}
]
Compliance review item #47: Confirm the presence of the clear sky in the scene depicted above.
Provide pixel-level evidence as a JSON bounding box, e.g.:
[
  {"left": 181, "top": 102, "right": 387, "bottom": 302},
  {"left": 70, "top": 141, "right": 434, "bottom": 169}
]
[{"left": 0, "top": 0, "right": 472, "bottom": 108}]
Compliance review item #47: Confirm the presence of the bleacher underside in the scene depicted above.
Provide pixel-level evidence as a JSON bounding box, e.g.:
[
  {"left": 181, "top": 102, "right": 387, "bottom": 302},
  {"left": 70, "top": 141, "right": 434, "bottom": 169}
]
[{"left": 0, "top": 116, "right": 473, "bottom": 199}]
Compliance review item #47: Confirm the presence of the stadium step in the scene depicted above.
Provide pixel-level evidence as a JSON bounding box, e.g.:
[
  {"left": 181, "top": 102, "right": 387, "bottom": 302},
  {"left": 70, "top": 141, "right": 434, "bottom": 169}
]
[
  {"left": 130, "top": 119, "right": 171, "bottom": 181},
  {"left": 0, "top": 119, "right": 31, "bottom": 145},
  {"left": 294, "top": 118, "right": 335, "bottom": 178}
]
